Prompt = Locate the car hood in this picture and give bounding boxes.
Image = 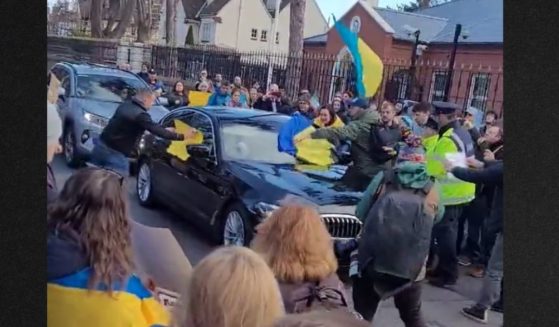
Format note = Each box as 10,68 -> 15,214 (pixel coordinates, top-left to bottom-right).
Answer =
228,161 -> 363,214
75,98 -> 169,120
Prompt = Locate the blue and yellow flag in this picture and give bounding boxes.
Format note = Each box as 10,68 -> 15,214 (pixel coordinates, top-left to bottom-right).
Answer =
334,16 -> 384,98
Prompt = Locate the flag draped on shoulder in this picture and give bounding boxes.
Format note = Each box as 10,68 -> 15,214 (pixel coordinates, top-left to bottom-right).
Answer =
333,16 -> 384,98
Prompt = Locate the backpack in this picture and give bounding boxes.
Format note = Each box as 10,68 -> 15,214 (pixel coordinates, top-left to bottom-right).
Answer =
358,169 -> 435,286
368,124 -> 402,164
284,275 -> 349,314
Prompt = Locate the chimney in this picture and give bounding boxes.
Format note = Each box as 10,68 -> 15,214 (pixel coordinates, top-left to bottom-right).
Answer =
361,0 -> 379,8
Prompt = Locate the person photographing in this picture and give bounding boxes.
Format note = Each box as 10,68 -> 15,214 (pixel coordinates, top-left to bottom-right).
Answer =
91,88 -> 191,176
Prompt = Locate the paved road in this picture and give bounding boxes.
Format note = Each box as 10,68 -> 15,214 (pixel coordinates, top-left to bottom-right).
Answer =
52,156 -> 503,326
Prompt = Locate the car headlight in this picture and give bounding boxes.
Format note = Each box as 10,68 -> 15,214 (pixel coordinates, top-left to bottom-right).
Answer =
83,111 -> 109,129
253,202 -> 279,220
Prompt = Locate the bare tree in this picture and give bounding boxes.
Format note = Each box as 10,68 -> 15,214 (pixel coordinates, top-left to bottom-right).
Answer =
105,0 -> 137,38
90,0 -> 103,37
136,0 -> 153,43
286,0 -> 306,98
165,0 -> 177,45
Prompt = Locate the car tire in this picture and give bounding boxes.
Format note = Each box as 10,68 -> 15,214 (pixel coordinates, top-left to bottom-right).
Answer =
63,128 -> 81,168
136,160 -> 156,207
219,202 -> 253,247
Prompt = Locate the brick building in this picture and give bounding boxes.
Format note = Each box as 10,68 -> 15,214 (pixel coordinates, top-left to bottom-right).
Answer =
304,0 -> 503,115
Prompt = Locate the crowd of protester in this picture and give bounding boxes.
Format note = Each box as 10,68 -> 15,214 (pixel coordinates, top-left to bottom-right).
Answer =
47,64 -> 504,326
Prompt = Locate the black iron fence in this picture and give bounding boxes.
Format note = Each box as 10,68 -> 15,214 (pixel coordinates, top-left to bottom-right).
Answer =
47,36 -> 503,114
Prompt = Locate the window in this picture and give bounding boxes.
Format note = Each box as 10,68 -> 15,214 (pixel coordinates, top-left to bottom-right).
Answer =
275,32 -> 279,44
429,71 -> 448,102
468,73 -> 491,111
76,74 -> 146,103
162,110 -> 217,163
350,16 -> 361,33
251,28 -> 258,40
200,21 -> 214,43
260,30 -> 267,42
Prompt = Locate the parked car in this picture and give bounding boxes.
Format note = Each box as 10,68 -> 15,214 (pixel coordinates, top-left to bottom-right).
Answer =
48,62 -> 169,168
135,107 -> 363,247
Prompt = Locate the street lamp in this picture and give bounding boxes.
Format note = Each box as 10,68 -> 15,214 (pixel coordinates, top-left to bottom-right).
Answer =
403,25 -> 428,100
443,24 -> 469,102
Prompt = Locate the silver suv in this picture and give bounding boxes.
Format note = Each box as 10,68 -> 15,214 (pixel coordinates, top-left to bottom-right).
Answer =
48,62 -> 169,168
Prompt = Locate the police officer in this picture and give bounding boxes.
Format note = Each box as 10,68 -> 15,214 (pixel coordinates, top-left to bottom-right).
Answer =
426,101 -> 476,288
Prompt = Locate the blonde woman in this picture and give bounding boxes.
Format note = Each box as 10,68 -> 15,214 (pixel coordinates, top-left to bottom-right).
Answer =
251,205 -> 349,313
173,246 -> 285,327
47,168 -> 169,327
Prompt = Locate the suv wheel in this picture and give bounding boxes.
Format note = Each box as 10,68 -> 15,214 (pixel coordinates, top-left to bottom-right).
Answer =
220,203 -> 253,246
63,128 -> 81,168
136,160 -> 156,207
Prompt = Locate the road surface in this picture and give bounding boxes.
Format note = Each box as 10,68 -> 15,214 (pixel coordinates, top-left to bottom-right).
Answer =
51,156 -> 503,326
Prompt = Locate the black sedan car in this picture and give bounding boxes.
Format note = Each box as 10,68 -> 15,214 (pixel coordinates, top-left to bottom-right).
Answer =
135,107 -> 363,246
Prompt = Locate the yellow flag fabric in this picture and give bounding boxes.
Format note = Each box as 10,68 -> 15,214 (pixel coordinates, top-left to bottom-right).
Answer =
188,91 -> 211,107
357,38 -> 384,98
293,126 -> 334,167
166,119 -> 203,161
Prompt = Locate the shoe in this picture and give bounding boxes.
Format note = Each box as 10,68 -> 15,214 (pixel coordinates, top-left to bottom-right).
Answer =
461,305 -> 488,324
469,266 -> 485,278
491,301 -> 503,314
458,255 -> 472,266
428,276 -> 457,288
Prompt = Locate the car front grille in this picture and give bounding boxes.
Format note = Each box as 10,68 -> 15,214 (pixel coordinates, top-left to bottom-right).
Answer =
320,214 -> 362,239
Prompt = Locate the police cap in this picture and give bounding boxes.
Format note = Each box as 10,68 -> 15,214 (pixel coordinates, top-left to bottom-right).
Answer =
432,101 -> 461,115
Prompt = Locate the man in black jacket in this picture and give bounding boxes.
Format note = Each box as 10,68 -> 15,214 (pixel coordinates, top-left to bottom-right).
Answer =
445,160 -> 503,324
90,88 -> 188,176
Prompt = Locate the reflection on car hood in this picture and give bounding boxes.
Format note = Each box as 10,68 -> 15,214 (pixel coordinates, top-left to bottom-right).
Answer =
228,161 -> 363,212
75,98 -> 169,120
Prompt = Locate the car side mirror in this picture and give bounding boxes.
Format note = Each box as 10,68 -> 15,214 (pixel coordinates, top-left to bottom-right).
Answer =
187,144 -> 211,159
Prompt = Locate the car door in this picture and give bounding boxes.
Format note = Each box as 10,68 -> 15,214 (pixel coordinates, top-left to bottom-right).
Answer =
147,110 -> 194,212
172,112 -> 232,224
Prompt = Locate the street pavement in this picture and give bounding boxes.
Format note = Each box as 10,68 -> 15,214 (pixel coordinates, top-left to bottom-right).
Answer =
51,155 -> 503,327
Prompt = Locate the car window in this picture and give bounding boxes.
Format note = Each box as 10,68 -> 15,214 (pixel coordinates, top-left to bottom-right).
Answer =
76,74 -> 146,103
220,118 -> 296,165
162,111 -> 217,162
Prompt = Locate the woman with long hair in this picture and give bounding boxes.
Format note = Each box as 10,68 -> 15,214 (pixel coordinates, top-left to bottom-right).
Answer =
173,246 -> 285,327
167,81 -> 190,109
47,168 -> 169,327
313,105 -> 345,129
227,88 -> 248,108
251,205 -> 348,314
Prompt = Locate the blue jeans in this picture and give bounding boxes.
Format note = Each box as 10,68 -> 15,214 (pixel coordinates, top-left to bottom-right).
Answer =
478,233 -> 503,309
90,139 -> 129,177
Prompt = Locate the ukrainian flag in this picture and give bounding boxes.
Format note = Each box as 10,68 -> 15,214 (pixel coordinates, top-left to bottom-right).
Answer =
334,16 -> 384,98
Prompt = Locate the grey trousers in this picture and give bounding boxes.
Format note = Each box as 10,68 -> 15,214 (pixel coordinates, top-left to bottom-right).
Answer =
478,233 -> 503,308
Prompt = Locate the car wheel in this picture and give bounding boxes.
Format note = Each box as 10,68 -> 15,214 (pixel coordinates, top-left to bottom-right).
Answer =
220,203 -> 253,246
63,128 -> 81,168
136,160 -> 156,207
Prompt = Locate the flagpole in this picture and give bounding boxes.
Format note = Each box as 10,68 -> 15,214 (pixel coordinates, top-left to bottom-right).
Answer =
266,0 -> 281,92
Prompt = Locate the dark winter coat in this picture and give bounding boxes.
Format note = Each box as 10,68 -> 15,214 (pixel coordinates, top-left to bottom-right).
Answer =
47,164 -> 58,205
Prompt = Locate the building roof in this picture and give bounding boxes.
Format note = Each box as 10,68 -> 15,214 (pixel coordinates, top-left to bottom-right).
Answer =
374,8 -> 448,43
199,0 -> 291,17
304,33 -> 328,44
416,0 -> 503,44
182,0 -> 206,20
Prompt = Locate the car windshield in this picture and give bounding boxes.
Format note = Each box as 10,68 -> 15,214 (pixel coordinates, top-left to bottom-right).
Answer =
220,117 -> 296,165
76,74 -> 147,103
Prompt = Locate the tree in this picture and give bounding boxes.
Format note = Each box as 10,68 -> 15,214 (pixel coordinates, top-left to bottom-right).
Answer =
88,0 -> 136,39
136,0 -> 153,43
165,0 -> 176,45
286,0 -> 306,97
185,25 -> 194,45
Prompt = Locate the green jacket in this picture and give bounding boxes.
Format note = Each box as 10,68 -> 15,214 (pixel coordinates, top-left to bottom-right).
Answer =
311,109 -> 382,178
355,162 -> 445,223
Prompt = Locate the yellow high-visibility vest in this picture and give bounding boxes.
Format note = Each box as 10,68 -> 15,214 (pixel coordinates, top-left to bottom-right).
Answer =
426,128 -> 475,206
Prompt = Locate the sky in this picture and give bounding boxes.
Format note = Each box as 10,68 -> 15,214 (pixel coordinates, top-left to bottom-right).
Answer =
316,0 -> 410,21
